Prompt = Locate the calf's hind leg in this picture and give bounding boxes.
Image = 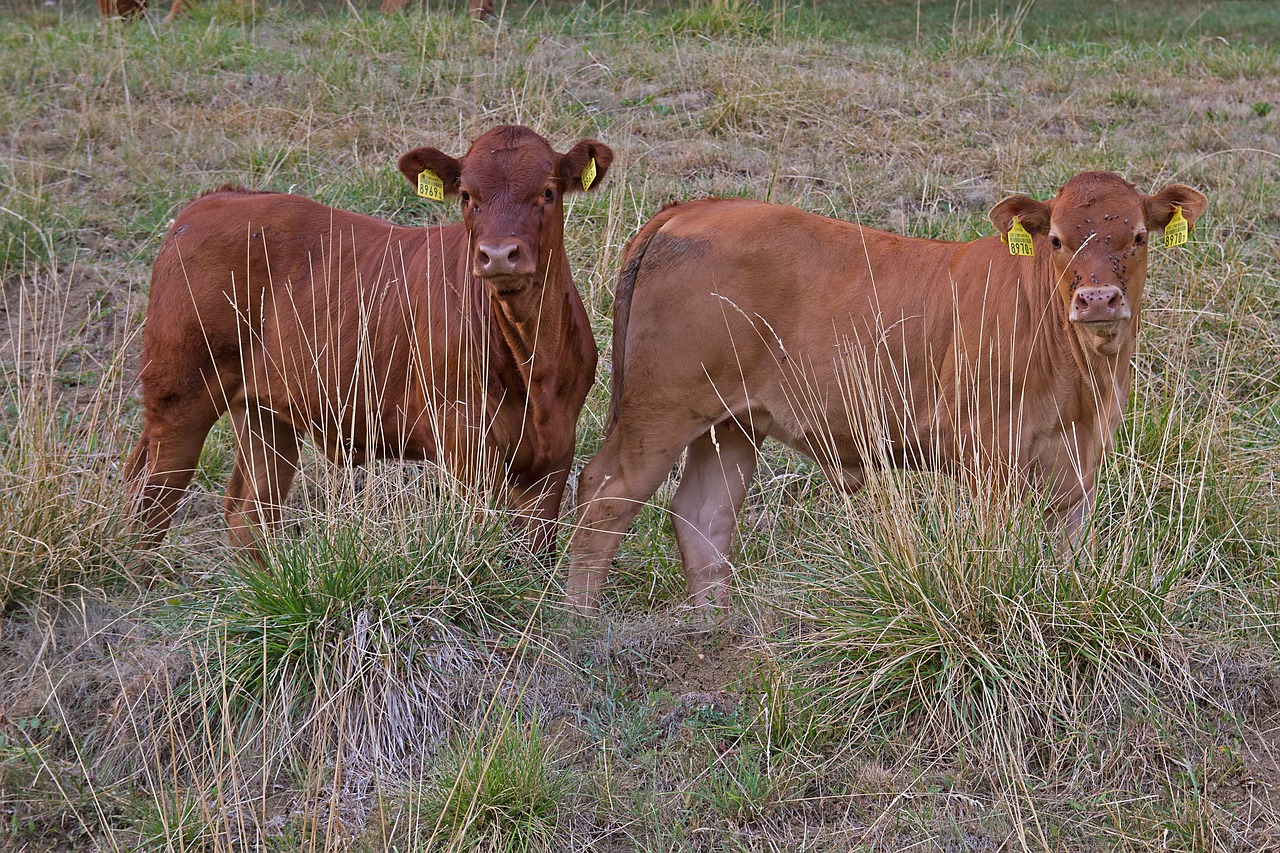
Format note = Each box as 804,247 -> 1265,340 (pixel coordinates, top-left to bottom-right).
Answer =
223,404 -> 300,559
567,426 -> 698,615
670,420 -> 758,610
125,392 -> 224,547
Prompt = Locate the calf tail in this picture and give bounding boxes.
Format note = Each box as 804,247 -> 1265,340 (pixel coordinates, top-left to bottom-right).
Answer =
607,202 -> 683,434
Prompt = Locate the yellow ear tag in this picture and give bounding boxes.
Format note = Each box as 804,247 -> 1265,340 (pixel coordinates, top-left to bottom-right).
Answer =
1163,205 -> 1188,248
581,157 -> 597,192
417,169 -> 445,202
1005,216 -> 1035,257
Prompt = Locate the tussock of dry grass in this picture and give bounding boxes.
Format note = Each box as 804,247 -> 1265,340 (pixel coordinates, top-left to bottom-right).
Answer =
185,470 -> 557,763
0,268 -> 140,608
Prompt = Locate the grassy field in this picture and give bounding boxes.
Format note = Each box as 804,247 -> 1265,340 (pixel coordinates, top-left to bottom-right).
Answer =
2,0 -> 1278,849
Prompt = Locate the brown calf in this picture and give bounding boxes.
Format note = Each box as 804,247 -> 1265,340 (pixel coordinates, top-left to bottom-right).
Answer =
126,125 -> 611,557
567,172 -> 1206,613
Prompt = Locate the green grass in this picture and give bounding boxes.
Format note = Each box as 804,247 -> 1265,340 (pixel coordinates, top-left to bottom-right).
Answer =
0,162 -> 83,275
0,0 -> 1276,849
820,0 -> 1280,44
401,717 -> 569,851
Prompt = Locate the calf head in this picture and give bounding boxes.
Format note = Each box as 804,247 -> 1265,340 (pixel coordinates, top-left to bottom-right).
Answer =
990,172 -> 1206,352
398,125 -> 613,295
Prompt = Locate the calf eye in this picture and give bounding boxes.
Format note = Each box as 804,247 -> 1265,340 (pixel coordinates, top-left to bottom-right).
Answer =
1134,232 -> 1146,245
459,190 -> 471,204
543,188 -> 555,202
1051,236 -> 1062,250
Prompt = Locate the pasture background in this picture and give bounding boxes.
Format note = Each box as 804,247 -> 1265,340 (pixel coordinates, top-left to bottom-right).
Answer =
2,0 -> 1278,849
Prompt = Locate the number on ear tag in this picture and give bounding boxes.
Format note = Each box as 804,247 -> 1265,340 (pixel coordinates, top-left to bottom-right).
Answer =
1163,206 -> 1188,248
1005,216 -> 1035,257
417,169 -> 445,201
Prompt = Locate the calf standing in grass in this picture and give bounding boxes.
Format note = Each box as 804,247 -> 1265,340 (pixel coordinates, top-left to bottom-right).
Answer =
126,125 -> 611,559
568,172 -> 1206,614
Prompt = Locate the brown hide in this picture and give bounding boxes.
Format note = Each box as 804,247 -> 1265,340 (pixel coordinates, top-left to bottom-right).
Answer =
568,172 -> 1206,613
126,125 -> 611,557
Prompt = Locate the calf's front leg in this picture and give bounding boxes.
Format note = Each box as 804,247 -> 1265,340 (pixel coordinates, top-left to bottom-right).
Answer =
507,451 -> 574,560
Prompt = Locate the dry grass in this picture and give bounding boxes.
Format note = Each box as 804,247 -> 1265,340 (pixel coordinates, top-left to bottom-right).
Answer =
1,0 -> 1278,849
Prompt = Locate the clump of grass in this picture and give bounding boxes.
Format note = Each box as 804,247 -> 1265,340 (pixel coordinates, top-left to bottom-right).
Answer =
939,0 -> 1037,54
129,789 -> 211,852
408,716 -> 568,852
188,468 -> 552,771
766,468 -> 1208,777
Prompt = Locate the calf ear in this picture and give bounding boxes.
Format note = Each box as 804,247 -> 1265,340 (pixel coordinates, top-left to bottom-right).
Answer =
559,140 -> 614,193
1144,184 -> 1208,232
989,194 -> 1052,236
398,148 -> 462,196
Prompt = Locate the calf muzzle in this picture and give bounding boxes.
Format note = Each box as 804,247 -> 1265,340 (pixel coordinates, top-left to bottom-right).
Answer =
476,240 -> 533,280
1070,285 -> 1130,326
